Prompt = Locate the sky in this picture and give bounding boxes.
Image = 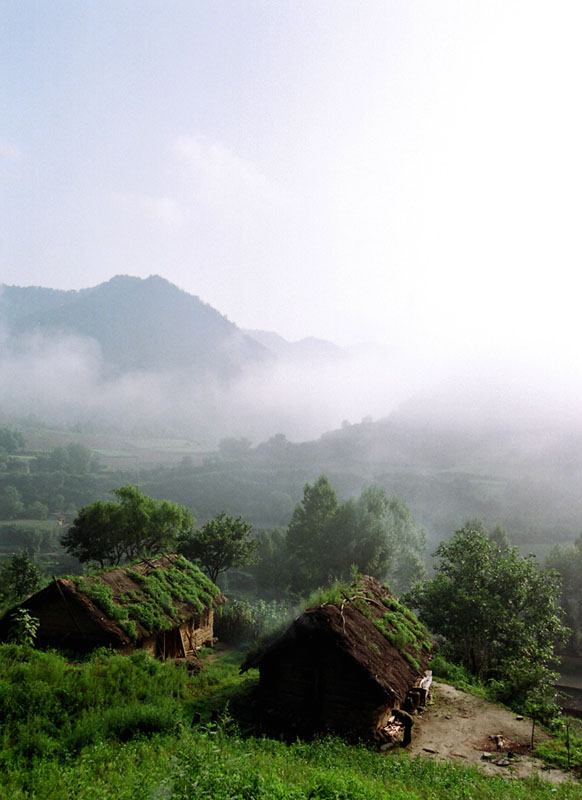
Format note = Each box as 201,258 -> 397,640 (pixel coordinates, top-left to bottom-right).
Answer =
2,0 -> 582,375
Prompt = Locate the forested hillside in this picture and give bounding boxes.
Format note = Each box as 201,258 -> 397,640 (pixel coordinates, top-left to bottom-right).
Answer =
0,275 -> 270,377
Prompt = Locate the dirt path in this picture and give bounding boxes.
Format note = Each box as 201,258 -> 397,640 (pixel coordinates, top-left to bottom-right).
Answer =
406,682 -> 572,785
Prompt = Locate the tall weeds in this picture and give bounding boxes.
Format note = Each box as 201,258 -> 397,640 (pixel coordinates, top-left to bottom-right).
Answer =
0,644 -> 190,765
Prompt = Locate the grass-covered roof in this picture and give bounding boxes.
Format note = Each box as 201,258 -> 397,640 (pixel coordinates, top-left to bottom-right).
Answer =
68,554 -> 223,643
244,575 -> 433,703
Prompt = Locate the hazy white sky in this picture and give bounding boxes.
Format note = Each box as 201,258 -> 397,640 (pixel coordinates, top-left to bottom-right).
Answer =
2,0 -> 582,368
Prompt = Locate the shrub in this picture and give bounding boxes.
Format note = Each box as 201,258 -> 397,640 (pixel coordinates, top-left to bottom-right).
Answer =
8,608 -> 39,646
430,653 -> 482,694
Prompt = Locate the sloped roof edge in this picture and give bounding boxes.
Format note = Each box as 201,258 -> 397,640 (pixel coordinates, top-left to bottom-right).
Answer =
242,576 -> 433,702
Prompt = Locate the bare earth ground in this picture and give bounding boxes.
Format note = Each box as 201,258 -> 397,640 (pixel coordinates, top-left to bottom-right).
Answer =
406,682 -> 574,785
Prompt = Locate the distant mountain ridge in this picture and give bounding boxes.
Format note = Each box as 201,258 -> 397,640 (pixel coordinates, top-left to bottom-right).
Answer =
0,275 -> 274,378
243,329 -> 347,363
0,275 -> 348,380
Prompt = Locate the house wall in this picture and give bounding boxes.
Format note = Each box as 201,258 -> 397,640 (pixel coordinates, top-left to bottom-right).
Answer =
0,584 -> 218,659
149,610 -> 215,659
190,609 -> 214,650
140,634 -> 157,656
22,588 -> 121,652
259,641 -> 390,737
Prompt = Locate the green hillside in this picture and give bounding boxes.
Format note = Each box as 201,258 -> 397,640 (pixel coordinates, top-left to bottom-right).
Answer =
0,644 -> 579,800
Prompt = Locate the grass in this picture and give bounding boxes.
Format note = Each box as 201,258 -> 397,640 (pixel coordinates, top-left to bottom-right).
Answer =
304,577 -> 433,668
1,723 -> 580,800
1,644 -> 581,799
533,717 -> 582,772
431,653 -> 488,697
75,556 -> 219,639
0,644 -> 192,765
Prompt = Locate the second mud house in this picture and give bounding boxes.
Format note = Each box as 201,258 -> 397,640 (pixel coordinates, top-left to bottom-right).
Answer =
0,554 -> 225,657
242,575 -> 433,741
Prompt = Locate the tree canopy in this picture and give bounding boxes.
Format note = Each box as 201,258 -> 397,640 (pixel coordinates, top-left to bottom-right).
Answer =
33,443 -> 99,475
285,476 -> 425,594
0,551 -> 40,603
61,486 -> 195,568
179,511 -> 257,583
406,527 -> 568,703
546,534 -> 582,655
0,427 -> 26,455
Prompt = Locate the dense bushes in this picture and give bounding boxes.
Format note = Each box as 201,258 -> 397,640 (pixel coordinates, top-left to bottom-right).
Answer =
0,645 -> 190,765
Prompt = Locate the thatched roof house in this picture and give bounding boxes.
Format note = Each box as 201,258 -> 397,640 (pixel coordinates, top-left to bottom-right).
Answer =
242,575 -> 433,740
0,554 -> 225,657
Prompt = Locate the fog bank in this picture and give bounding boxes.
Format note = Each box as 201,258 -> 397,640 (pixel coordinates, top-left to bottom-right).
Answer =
1,326 -> 581,445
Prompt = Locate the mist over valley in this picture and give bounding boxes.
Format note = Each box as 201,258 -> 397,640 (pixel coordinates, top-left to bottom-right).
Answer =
4,5 -> 582,794
1,274 -> 581,556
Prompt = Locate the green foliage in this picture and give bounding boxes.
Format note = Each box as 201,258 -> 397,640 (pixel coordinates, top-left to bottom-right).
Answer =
180,511 -> 257,584
381,495 -> 426,594
0,485 -> 25,519
252,528 -> 290,597
489,524 -> 511,552
286,477 -> 425,595
0,644 -> 581,799
214,599 -> 292,645
372,601 -> 431,661
77,577 -> 119,618
304,578 -> 349,609
26,500 -> 49,520
33,443 -> 98,475
218,437 -> 252,460
7,608 -> 39,646
0,550 -> 41,602
287,476 -> 340,593
61,485 -> 196,568
534,718 -> 582,771
0,644 -> 191,765
75,556 -> 219,637
0,427 -> 26,454
430,653 -> 482,693
407,527 -> 568,704
546,535 -> 582,654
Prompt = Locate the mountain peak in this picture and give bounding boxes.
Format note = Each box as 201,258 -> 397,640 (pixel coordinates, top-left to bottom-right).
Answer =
1,275 -> 268,376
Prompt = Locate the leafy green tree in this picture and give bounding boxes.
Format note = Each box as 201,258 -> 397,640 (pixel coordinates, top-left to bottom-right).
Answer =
218,437 -> 252,460
286,476 -> 339,590
0,551 -> 41,601
61,486 -> 195,568
0,428 -> 26,454
285,477 -> 425,594
20,527 -> 44,556
407,528 -> 568,702
61,498 -> 127,568
33,442 -> 98,474
0,486 -> 25,519
62,442 -> 97,474
546,534 -> 582,654
26,501 -> 49,520
383,496 -> 426,593
253,529 -> 290,597
180,512 -> 257,584
488,524 -> 511,552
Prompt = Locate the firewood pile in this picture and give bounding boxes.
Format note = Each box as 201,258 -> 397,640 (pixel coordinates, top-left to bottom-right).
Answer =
380,715 -> 404,742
